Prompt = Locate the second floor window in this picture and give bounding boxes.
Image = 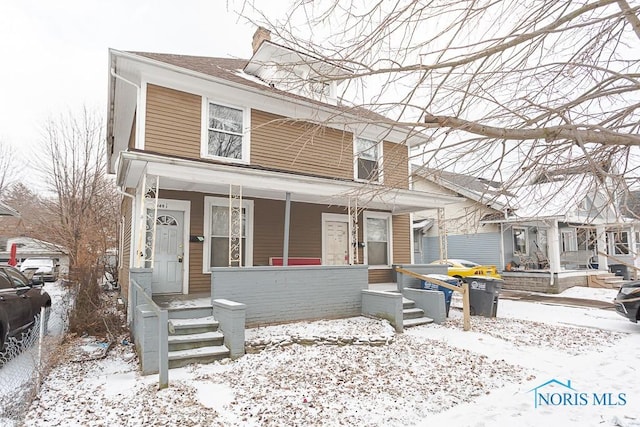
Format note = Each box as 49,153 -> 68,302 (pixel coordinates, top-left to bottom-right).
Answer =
206,102 -> 247,161
355,138 -> 381,182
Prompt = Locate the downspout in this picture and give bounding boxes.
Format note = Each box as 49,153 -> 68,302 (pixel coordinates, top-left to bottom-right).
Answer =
111,67 -> 140,90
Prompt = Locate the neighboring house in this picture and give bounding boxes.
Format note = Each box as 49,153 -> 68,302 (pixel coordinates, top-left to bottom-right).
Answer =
411,167 -> 508,267
0,236 -> 69,275
107,28 -> 459,306
412,166 -> 639,278
490,171 -> 637,275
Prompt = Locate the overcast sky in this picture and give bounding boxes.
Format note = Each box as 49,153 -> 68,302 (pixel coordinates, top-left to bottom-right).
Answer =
0,0 -> 265,185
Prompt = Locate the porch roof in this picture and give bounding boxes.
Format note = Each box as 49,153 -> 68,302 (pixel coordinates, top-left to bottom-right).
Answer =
118,151 -> 462,214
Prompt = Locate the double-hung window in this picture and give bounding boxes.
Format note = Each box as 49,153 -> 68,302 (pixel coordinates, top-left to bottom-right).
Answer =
513,227 -> 528,255
610,231 -> 630,255
203,196 -> 253,271
355,138 -> 382,182
203,101 -> 249,162
364,212 -> 392,267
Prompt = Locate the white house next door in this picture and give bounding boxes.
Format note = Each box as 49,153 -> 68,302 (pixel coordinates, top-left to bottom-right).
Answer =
152,210 -> 184,294
323,215 -> 350,265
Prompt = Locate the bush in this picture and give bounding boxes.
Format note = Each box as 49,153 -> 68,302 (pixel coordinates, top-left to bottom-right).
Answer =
67,265 -> 124,340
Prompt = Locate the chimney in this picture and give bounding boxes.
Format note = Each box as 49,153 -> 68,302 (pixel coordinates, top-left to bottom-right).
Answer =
252,26 -> 271,54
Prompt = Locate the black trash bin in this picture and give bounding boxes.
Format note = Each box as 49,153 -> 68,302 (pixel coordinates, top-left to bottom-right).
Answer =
609,264 -> 630,280
421,274 -> 460,316
463,276 -> 503,317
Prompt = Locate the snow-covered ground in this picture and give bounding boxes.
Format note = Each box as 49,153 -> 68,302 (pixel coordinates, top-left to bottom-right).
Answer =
19,286 -> 640,426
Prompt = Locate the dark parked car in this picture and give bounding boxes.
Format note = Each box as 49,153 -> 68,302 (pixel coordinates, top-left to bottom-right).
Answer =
613,281 -> 640,323
0,265 -> 51,351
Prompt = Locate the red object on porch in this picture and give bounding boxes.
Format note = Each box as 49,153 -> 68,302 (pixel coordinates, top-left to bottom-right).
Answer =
8,243 -> 17,267
269,257 -> 322,266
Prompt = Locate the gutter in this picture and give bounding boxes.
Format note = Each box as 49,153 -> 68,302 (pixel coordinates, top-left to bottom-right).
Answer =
107,54 -> 142,174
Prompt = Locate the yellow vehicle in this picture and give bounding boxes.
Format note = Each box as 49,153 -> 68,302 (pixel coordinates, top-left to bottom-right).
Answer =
430,259 -> 501,279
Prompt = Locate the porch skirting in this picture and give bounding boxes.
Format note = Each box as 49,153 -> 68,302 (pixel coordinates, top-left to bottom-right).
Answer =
211,265 -> 368,327
502,271 -> 589,294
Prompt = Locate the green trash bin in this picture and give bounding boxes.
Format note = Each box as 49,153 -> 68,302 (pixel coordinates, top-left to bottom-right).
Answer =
463,276 -> 503,317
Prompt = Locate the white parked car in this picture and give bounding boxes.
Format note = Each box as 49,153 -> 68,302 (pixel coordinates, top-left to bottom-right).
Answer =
19,257 -> 59,282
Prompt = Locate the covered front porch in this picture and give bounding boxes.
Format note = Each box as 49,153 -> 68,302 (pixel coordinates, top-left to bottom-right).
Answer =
495,217 -> 640,275
119,151 -> 461,298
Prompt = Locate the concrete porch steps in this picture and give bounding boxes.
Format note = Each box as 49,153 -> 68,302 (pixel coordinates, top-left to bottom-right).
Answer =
169,316 -> 219,335
588,273 -> 628,289
168,345 -> 230,369
163,304 -> 230,368
402,298 -> 434,328
168,331 -> 225,351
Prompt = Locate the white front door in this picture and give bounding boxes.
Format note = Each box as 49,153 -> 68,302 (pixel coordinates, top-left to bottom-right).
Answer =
152,210 -> 184,294
324,220 -> 350,265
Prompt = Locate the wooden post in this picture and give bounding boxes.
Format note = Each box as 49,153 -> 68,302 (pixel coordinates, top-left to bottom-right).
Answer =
394,266 -> 472,331
461,282 -> 471,331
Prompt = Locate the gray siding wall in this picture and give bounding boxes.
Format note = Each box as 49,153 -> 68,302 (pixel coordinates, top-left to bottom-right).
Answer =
422,232 -> 501,266
211,265 -> 368,326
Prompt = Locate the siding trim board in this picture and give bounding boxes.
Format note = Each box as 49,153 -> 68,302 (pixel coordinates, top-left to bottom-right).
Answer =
121,151 -> 457,213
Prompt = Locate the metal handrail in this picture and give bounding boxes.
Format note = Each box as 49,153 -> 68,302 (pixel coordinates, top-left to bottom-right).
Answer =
131,279 -> 168,389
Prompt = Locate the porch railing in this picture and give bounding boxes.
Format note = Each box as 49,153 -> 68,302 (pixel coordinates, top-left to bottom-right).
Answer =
131,278 -> 169,389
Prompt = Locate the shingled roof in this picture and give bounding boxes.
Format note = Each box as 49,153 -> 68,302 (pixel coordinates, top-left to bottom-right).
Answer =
129,51 -> 400,128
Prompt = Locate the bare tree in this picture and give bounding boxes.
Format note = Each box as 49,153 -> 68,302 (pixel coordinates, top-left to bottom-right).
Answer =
239,0 -> 640,193
39,108 -> 118,276
0,138 -> 18,197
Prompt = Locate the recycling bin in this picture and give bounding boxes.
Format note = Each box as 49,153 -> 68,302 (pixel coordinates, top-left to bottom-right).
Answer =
609,264 -> 630,280
463,276 -> 503,317
421,274 -> 460,316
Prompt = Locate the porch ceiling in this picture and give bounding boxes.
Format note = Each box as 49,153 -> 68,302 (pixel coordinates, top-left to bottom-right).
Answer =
118,151 -> 462,213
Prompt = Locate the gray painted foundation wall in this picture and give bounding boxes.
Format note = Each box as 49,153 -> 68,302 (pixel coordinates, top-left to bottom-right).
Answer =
211,265 -> 369,327
361,290 -> 403,332
213,299 -> 246,359
136,304 -> 161,375
402,288 -> 446,324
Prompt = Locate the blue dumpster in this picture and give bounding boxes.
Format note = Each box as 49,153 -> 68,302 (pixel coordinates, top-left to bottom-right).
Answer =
421,274 -> 460,317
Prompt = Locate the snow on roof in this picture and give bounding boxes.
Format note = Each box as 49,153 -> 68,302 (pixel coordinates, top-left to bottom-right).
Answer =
506,174 -> 598,219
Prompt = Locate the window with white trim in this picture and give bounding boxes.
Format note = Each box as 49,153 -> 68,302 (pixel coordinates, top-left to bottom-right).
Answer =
513,227 -> 528,255
610,231 -> 629,255
203,197 -> 253,271
561,229 -> 577,252
364,212 -> 392,266
355,138 -> 382,182
203,101 -> 250,162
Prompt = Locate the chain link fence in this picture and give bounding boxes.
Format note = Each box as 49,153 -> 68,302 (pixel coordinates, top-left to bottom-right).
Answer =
0,284 -> 71,426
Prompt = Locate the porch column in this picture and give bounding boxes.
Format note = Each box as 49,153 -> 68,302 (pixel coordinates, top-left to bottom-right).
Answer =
283,192 -> 291,266
596,225 -> 608,271
547,220 -> 562,273
499,223 -> 505,270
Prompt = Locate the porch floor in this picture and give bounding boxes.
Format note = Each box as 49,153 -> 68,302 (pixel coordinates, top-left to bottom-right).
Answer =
153,293 -> 211,310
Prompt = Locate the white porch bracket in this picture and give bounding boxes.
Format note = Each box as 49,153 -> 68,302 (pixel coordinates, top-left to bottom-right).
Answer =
348,197 -> 359,265
135,174 -> 159,268
228,184 -> 243,267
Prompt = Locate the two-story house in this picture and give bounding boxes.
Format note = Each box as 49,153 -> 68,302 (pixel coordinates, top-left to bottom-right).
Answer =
108,28 -> 458,308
